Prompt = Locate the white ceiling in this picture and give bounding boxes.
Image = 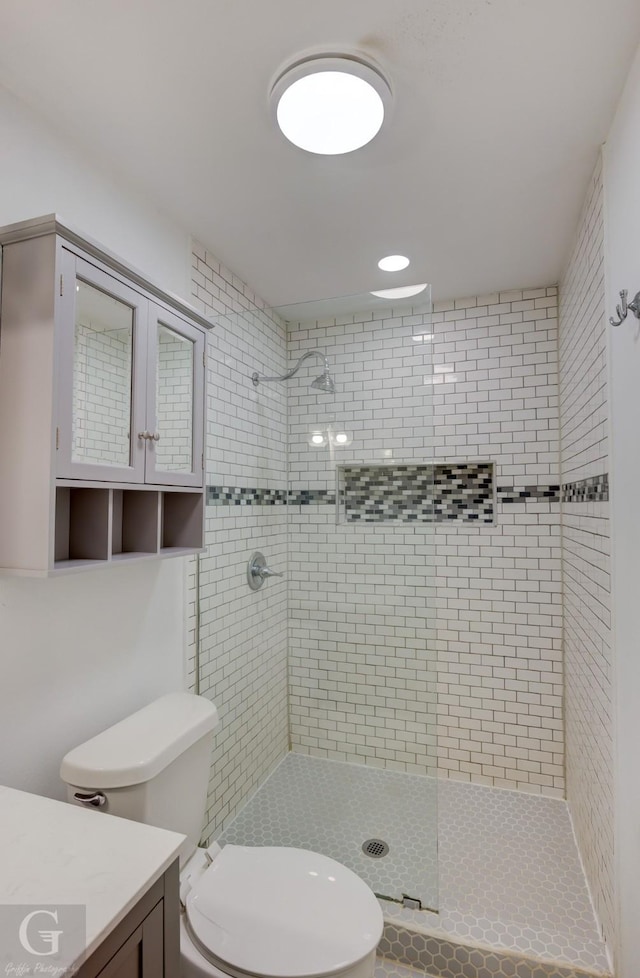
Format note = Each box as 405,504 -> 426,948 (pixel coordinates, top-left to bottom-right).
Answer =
1,0 -> 639,306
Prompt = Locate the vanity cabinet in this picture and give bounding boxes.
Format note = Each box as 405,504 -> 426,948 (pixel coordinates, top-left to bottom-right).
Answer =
76,861 -> 179,978
0,215 -> 211,575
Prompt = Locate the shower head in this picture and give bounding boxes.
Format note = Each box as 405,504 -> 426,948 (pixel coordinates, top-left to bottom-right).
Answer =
311,369 -> 335,394
252,349 -> 336,394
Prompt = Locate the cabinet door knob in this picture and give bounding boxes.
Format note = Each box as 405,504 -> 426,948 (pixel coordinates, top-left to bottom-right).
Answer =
138,430 -> 150,440
151,432 -> 160,441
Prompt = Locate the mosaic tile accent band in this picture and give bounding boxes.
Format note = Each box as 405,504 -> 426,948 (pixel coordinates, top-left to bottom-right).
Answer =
562,474 -> 609,503
206,470 -> 603,512
206,486 -> 337,506
206,486 -> 287,505
342,463 -> 494,523
497,485 -> 561,503
287,489 -> 337,506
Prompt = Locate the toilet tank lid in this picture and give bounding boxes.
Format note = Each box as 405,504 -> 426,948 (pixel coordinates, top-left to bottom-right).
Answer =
60,693 -> 219,789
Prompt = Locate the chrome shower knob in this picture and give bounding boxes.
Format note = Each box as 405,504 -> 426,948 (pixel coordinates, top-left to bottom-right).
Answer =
248,552 -> 284,590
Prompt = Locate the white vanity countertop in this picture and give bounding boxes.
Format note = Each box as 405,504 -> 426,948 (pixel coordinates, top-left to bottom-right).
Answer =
0,784 -> 185,965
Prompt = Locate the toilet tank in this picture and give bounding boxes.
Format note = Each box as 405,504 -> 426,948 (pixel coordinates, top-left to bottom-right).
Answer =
60,693 -> 219,864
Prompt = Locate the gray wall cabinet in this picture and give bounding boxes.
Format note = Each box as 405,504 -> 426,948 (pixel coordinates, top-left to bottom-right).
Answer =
0,215 -> 211,575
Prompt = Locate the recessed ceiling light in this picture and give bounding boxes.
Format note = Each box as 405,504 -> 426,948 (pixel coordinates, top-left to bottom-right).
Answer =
271,54 -> 391,155
370,284 -> 427,299
378,255 -> 410,272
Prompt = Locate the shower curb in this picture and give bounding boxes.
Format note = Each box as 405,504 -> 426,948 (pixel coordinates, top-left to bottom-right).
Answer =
378,921 -> 612,978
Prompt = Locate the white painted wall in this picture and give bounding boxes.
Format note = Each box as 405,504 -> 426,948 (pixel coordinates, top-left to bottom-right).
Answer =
603,39 -> 640,978
0,85 -> 191,800
0,563 -> 185,799
0,84 -> 190,294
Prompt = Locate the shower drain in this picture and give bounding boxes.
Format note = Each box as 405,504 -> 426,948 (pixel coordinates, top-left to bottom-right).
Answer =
362,838 -> 389,858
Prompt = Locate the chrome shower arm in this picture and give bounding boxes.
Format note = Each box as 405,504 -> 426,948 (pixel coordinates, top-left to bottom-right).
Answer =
252,350 -> 329,386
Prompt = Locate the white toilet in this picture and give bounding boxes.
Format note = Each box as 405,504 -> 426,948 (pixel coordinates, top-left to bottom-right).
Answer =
60,693 -> 383,978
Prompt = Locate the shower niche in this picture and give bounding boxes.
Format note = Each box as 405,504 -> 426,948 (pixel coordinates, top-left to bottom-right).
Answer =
0,215 -> 210,575
336,461 -> 495,524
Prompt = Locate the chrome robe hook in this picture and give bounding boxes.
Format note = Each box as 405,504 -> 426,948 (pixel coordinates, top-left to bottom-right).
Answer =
609,289 -> 640,328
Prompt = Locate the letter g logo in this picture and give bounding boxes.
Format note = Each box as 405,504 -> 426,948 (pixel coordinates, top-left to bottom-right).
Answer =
18,909 -> 63,956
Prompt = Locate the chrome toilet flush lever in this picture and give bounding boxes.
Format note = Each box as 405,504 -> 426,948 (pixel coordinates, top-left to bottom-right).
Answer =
609,289 -> 640,328
74,791 -> 106,808
247,552 -> 284,590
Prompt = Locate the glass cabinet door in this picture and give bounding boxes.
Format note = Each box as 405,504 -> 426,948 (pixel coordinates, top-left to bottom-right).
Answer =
144,305 -> 205,487
56,251 -> 147,483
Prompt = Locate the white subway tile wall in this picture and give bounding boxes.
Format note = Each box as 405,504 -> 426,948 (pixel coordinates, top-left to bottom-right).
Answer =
288,305 -> 433,486
431,291 -> 562,792
288,306 -> 438,774
559,153 -> 614,949
288,288 -> 564,792
288,510 -> 439,774
188,242 -> 289,841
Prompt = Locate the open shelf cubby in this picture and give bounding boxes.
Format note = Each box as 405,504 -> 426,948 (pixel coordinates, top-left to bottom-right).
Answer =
52,485 -> 203,573
112,490 -> 160,557
55,487 -> 110,565
160,491 -> 204,553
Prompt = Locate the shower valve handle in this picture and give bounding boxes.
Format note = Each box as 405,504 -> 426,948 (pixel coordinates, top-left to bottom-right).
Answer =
247,552 -> 284,590
261,566 -> 283,578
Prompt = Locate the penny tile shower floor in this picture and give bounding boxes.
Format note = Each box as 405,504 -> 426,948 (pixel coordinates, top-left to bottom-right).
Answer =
217,753 -> 609,976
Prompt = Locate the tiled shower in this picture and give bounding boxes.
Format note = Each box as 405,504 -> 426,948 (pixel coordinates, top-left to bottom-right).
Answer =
185,152 -> 612,978
286,286 -> 563,792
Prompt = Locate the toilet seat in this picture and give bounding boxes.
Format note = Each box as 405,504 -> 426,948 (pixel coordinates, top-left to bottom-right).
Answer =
184,845 -> 383,978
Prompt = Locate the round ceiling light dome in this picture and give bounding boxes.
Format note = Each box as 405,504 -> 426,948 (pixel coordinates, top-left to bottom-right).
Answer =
271,54 -> 392,155
378,254 -> 410,271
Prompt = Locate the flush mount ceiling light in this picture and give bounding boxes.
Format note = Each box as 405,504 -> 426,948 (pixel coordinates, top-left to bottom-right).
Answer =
271,54 -> 392,155
370,284 -> 428,299
378,254 -> 410,272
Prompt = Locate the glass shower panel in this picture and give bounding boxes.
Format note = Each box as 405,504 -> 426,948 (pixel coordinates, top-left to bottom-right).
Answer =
218,286 -> 438,913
